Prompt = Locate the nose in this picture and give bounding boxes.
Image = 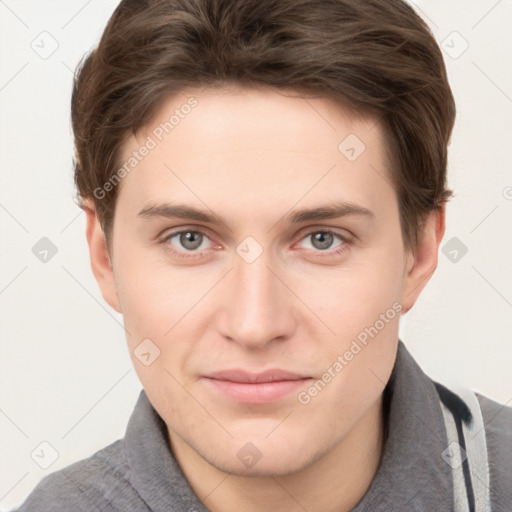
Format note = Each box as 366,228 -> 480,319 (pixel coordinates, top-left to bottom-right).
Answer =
216,249 -> 297,350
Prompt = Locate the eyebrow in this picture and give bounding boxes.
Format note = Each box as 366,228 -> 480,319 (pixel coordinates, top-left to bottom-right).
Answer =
137,201 -> 374,225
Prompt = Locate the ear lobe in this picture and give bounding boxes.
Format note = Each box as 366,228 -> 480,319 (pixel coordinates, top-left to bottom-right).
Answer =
83,200 -> 121,313
401,206 -> 446,314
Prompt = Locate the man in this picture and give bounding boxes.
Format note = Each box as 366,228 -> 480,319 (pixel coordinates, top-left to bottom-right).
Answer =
16,0 -> 511,510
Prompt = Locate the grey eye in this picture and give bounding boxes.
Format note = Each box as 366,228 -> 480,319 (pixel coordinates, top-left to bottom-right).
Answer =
178,231 -> 204,250
310,232 -> 334,250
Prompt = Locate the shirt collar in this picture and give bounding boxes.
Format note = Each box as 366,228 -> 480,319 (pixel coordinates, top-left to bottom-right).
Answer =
124,390 -> 208,511
352,339 -> 453,511
125,339 -> 452,511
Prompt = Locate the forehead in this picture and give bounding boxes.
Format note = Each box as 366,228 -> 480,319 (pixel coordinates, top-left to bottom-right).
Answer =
116,85 -> 395,220
139,84 -> 380,155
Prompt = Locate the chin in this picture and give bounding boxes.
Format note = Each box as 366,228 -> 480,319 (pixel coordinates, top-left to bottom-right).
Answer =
192,431 -> 325,477
209,450 -> 316,477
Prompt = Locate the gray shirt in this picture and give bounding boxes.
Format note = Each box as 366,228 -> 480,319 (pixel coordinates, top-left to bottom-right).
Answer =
14,340 -> 512,511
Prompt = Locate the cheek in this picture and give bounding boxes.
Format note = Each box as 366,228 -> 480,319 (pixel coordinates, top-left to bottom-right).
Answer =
290,242 -> 404,389
114,253 -> 200,400
116,266 -> 171,342
113,245 -> 205,338
293,249 -> 404,335
297,271 -> 400,423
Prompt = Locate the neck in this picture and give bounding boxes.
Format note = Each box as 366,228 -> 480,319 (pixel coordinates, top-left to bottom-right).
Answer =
169,394 -> 386,512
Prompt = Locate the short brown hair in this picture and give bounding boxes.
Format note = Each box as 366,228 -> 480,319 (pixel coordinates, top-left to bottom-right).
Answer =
72,0 -> 456,249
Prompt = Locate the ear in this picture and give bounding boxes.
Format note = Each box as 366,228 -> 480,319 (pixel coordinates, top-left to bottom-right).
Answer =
401,205 -> 446,314
83,199 -> 121,313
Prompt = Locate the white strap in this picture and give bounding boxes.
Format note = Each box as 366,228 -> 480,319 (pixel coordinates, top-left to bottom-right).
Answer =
440,387 -> 492,512
440,400 -> 471,511
457,388 -> 492,512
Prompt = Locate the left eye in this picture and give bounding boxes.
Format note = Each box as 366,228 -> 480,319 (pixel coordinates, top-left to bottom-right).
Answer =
167,231 -> 213,251
299,231 -> 344,251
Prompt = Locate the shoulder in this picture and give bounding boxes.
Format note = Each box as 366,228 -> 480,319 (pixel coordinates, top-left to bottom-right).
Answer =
15,439 -> 149,512
476,391 -> 512,454
475,392 -> 512,511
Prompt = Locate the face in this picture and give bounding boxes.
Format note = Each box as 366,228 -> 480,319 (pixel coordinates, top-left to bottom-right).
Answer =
86,85 -> 441,477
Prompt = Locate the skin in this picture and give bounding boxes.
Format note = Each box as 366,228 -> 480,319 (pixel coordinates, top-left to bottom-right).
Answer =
84,85 -> 445,512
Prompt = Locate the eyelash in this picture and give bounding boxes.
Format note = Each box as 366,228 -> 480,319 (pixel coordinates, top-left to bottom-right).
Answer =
158,228 -> 352,260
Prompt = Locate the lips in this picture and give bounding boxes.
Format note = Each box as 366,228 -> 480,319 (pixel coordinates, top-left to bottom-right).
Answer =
205,368 -> 309,383
203,369 -> 312,404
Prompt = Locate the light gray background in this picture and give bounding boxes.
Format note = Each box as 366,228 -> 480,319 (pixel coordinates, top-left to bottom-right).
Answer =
1,0 -> 511,509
